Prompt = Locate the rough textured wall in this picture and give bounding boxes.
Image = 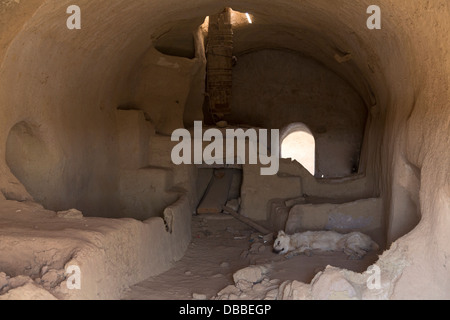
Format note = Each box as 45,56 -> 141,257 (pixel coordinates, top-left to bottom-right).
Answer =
0,6 -> 123,215
0,0 -> 448,299
228,49 -> 367,177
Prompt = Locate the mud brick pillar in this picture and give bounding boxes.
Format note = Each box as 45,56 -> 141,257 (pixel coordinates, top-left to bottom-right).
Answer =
206,7 -> 233,122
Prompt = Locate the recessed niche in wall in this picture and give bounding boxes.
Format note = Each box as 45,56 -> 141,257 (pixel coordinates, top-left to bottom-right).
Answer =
5,121 -> 55,204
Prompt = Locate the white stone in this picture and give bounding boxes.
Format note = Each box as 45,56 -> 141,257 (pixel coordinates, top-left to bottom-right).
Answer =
0,283 -> 57,300
217,285 -> 241,296
311,267 -> 358,300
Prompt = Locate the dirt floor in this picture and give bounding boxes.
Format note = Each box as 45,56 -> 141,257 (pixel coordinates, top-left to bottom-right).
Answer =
122,213 -> 380,300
